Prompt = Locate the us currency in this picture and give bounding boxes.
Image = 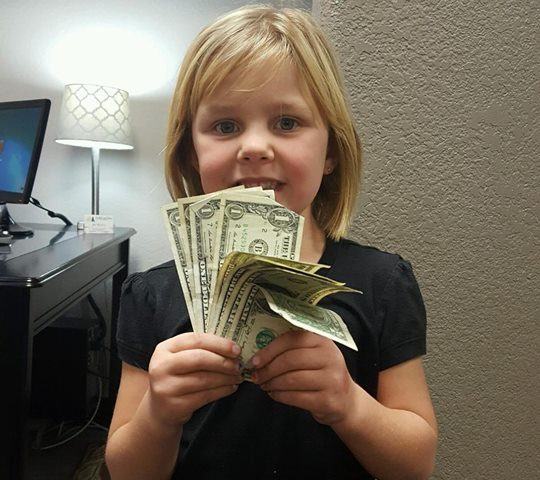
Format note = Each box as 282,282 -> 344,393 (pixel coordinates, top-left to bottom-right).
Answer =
176,194 -> 213,275
163,187 -> 278,333
214,250 -> 328,294
210,194 -> 304,301
260,287 -> 358,351
162,188 -> 358,356
226,284 -> 295,377
207,251 -> 325,335
208,252 -> 359,361
189,189 -> 274,329
229,255 -> 355,304
175,192 -> 217,330
161,202 -> 200,331
189,188 -> 274,265
177,187 -> 246,327
207,252 -> 354,336
222,283 -> 358,380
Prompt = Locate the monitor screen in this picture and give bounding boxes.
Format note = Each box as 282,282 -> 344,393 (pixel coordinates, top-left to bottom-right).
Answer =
0,99 -> 51,204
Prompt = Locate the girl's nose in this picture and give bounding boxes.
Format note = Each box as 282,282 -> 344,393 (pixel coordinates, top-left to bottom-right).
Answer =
237,130 -> 274,162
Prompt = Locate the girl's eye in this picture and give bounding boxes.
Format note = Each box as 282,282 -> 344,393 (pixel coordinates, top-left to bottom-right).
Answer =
215,121 -> 238,134
277,117 -> 298,131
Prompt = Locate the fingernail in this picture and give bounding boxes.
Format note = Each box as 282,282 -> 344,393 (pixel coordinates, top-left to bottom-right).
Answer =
251,355 -> 260,367
232,344 -> 241,356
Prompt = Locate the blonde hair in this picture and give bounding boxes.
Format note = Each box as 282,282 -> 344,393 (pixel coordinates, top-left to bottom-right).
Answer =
164,5 -> 361,239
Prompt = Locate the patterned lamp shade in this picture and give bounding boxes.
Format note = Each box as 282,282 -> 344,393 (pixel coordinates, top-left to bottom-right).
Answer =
56,84 -> 134,150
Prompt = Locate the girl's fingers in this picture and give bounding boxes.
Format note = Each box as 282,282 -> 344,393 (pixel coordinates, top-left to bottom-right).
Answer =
255,363 -> 353,426
250,330 -> 322,369
149,381 -> 241,426
253,347 -> 326,385
150,332 -> 241,375
147,332 -> 244,427
161,332 -> 241,358
258,368 -> 322,392
263,389 -> 318,411
168,349 -> 241,376
154,371 -> 243,397
172,383 -> 240,412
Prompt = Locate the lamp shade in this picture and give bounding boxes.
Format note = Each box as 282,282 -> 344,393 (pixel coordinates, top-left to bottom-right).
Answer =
56,84 -> 134,150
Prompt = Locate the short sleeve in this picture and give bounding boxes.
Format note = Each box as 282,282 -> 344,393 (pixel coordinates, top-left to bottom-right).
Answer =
116,272 -> 156,370
378,258 -> 427,370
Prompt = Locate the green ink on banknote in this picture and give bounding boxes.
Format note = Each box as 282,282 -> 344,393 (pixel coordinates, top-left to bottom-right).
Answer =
255,328 -> 277,349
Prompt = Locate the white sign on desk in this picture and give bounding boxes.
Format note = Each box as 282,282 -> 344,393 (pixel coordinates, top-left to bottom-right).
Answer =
84,214 -> 114,233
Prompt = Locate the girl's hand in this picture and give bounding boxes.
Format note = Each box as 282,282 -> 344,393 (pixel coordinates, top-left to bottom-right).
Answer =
250,330 -> 356,426
147,332 -> 242,429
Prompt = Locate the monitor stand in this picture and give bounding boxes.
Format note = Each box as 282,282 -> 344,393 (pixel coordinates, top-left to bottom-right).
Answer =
0,203 -> 33,237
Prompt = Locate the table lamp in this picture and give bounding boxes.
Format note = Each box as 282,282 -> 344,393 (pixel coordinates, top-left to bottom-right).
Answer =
56,84 -> 134,215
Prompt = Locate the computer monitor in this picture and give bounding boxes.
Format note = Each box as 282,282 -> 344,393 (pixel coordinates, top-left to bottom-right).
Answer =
0,98 -> 51,236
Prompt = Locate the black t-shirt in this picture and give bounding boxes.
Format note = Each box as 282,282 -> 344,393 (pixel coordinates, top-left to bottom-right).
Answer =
116,238 -> 427,479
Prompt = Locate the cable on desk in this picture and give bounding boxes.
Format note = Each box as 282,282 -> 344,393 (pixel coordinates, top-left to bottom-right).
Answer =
30,196 -> 72,226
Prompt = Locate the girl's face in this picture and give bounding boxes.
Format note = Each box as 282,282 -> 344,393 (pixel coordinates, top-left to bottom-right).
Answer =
191,62 -> 334,228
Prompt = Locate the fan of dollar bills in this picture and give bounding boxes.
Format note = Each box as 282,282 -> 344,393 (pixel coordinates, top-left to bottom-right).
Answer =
162,186 -> 358,373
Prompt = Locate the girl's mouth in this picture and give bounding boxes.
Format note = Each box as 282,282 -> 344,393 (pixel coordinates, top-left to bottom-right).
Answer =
236,179 -> 283,191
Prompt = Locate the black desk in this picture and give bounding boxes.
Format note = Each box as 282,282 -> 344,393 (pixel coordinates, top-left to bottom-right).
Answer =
0,223 -> 135,479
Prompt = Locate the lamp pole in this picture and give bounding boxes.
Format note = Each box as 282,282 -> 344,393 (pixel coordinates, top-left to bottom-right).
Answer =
91,147 -> 100,215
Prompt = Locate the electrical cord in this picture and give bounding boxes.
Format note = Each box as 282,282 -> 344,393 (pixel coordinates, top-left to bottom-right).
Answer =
87,294 -> 107,347
34,377 -> 103,451
31,295 -> 110,451
29,196 -> 73,226
90,422 -> 109,433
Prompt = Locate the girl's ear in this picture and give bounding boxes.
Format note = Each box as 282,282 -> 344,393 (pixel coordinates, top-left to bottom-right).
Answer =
323,156 -> 337,175
324,132 -> 338,175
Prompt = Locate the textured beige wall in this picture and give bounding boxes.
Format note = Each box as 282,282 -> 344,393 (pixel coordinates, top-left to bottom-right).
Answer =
314,1 -> 539,478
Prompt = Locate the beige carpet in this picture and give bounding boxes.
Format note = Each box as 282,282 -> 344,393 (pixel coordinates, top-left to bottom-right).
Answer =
72,443 -> 110,480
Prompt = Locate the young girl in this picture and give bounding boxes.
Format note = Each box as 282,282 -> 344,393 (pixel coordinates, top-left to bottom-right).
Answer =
105,6 -> 437,480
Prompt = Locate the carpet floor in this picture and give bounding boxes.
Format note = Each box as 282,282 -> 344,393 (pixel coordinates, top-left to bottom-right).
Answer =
28,426 -> 109,480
